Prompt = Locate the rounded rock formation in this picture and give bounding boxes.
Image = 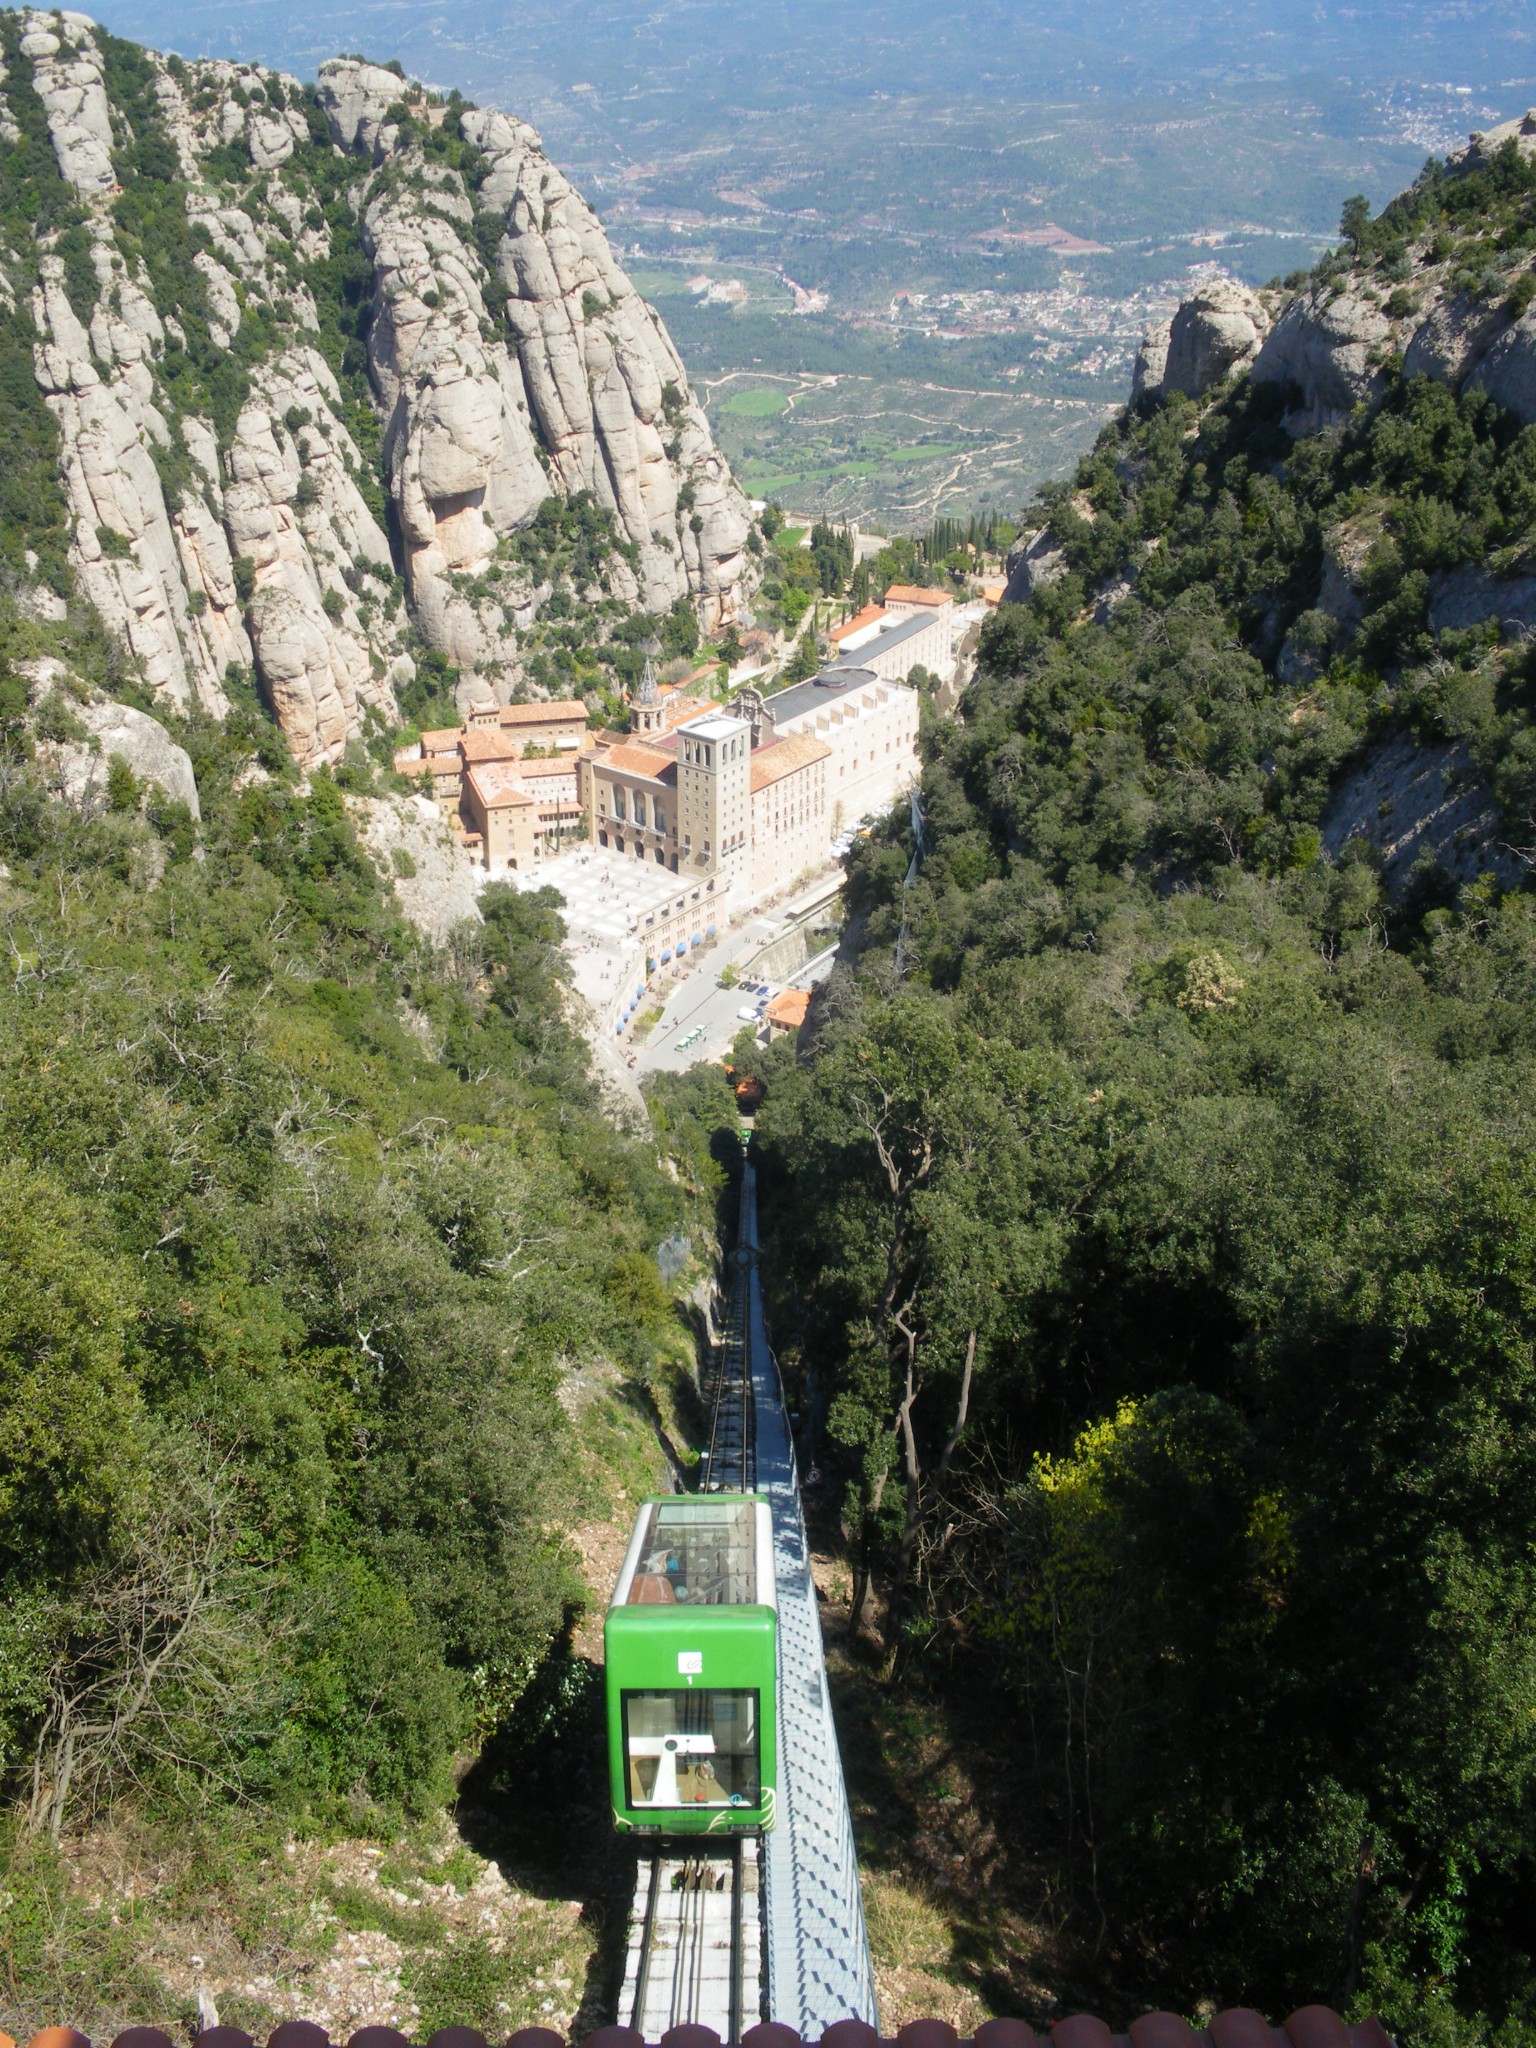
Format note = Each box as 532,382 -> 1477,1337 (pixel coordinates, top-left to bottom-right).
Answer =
1161,282 -> 1271,399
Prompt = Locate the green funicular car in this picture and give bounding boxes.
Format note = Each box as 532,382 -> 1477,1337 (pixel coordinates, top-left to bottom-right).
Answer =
605,1493 -> 778,1835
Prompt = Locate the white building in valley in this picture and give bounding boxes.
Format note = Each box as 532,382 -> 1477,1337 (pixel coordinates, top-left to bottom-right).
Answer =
742,666 -> 921,837
547,663 -> 921,1050
579,665 -> 918,902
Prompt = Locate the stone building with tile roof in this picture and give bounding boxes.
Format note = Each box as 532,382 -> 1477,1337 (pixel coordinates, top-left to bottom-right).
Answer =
576,686 -> 847,909
394,703 -> 595,870
743,665 -> 920,837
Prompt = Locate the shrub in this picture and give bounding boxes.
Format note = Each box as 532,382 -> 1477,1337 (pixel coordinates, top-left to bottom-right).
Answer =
105,756 -> 140,813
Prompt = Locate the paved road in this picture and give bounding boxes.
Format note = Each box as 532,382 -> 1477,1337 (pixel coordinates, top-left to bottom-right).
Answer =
635,881 -> 841,1078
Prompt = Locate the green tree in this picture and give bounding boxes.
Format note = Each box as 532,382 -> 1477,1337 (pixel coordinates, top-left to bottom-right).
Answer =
0,1162 -> 143,1578
1340,192 -> 1372,254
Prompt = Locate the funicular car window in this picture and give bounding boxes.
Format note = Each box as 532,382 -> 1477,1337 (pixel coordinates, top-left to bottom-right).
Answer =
625,1500 -> 756,1606
622,1689 -> 760,1807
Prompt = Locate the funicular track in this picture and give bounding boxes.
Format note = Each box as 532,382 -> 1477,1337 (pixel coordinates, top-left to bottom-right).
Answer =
624,1839 -> 759,2043
699,1243 -> 754,1494
616,1165 -> 876,2042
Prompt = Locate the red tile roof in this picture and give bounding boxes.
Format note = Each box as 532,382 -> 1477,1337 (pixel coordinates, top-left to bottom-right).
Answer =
830,603 -> 887,644
498,699 -> 587,725
464,762 -> 534,808
11,2006 -> 1397,2048
765,987 -> 812,1030
600,741 -> 678,783
749,731 -> 831,793
884,583 -> 953,608
459,726 -> 523,763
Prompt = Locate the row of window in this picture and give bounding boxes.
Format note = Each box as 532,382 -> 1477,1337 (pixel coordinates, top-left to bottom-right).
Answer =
680,733 -> 748,768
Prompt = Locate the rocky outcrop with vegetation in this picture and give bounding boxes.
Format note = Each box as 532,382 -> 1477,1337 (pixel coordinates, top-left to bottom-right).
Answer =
1004,116 -> 1536,887
741,120 -> 1536,2048
1131,278 -> 1272,403
0,15 -> 755,763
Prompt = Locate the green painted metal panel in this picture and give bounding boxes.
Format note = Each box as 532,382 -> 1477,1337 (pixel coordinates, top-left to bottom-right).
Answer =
605,1603 -> 777,1832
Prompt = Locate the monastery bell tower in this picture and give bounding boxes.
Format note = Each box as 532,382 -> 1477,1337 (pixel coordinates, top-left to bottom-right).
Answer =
676,713 -> 751,886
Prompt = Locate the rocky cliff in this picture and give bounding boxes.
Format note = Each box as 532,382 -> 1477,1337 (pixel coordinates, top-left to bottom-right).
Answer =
1131,108 -> 1536,430
0,16 -> 755,763
1003,112 -> 1536,892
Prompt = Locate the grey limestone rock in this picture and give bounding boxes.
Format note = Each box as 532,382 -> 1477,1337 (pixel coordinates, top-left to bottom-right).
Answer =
8,30 -> 757,770
1161,282 -> 1270,399
1315,514 -> 1377,641
1321,729 -> 1519,896
347,792 -> 485,943
1251,282 -> 1393,430
1274,516 -> 1377,681
1465,305 -> 1536,426
1002,527 -> 1066,606
315,57 -> 410,162
363,176 -> 548,668
1428,564 -> 1536,638
31,258 -> 229,715
1452,109 -> 1536,172
32,678 -> 202,820
22,11 -> 115,195
1402,292 -> 1512,388
223,349 -> 411,763
456,103 -> 753,630
1130,319 -> 1171,404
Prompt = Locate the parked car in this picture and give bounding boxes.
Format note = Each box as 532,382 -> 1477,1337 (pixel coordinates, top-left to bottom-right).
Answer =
736,1006 -> 760,1023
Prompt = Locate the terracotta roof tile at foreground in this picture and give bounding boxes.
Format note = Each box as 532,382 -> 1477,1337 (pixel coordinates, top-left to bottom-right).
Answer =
17,2006 -> 1395,2048
1052,2021 -> 1116,2048
1128,2019 -> 1202,2048
883,583 -> 953,607
1206,2016 -> 1280,2048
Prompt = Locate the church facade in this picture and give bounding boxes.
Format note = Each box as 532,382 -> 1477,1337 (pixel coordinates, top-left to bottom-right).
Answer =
576,660 -> 918,905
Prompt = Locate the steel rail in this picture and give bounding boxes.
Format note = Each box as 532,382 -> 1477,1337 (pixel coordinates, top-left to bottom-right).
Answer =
627,1846 -> 664,2033
621,1156 -> 871,2040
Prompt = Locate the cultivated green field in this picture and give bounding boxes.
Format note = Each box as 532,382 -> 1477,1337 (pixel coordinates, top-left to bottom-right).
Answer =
701,366 -> 1111,524
723,387 -> 790,418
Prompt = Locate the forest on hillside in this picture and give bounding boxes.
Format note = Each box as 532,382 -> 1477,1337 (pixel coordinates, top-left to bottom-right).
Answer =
743,149 -> 1536,2048
0,581 -> 711,2030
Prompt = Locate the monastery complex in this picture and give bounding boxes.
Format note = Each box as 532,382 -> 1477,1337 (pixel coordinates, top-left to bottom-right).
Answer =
392,585 -> 944,1041
394,585 -> 939,906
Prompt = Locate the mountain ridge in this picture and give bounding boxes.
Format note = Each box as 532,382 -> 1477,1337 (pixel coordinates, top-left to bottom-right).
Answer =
0,12 -> 756,763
